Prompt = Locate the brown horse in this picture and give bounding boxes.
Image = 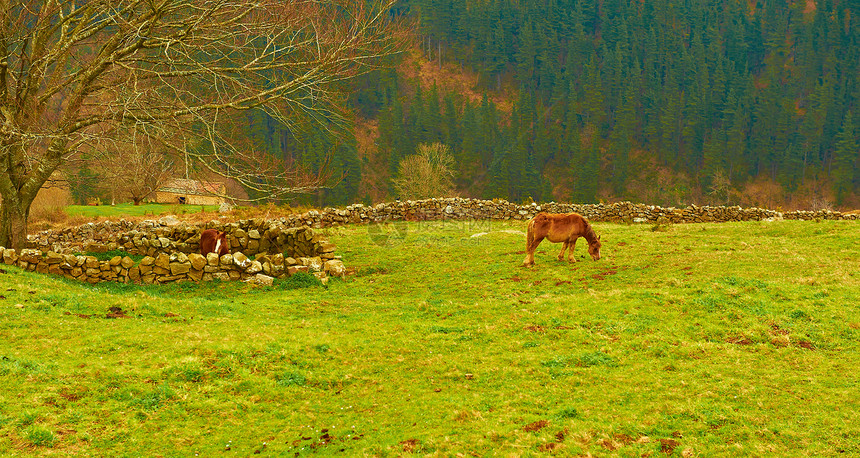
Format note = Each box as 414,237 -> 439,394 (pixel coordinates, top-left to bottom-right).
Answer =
522,212 -> 601,266
200,229 -> 229,256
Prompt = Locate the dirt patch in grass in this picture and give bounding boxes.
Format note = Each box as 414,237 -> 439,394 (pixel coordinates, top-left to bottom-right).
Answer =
797,341 -> 816,350
660,438 -> 681,454
727,336 -> 753,345
523,420 -> 549,432
591,268 -> 618,281
105,306 -> 129,319
400,438 -> 420,452
537,442 -> 563,452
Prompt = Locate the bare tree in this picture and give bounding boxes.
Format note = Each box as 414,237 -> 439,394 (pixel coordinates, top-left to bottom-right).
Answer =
708,169 -> 732,206
0,0 -> 405,249
392,142 -> 456,200
92,128 -> 177,205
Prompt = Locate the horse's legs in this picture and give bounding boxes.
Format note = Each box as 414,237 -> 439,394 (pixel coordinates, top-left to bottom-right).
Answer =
567,237 -> 578,262
523,233 -> 543,266
557,241 -> 569,261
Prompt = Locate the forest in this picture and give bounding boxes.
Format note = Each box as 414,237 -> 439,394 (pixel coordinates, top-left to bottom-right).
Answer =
85,0 -> 859,209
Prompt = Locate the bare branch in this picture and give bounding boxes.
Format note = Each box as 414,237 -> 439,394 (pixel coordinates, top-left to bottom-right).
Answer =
0,0 -> 408,248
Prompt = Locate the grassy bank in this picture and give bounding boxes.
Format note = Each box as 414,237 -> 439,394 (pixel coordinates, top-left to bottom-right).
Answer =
1,219 -> 858,456
64,203 -> 218,219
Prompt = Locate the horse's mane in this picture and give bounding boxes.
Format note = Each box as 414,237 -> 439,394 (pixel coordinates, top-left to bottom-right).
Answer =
583,220 -> 598,244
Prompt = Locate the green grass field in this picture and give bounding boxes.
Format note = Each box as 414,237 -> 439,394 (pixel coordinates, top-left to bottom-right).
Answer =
1,219 -> 858,456
64,203 -> 218,218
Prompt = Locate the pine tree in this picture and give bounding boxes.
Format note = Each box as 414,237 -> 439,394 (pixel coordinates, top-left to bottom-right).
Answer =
831,112 -> 858,205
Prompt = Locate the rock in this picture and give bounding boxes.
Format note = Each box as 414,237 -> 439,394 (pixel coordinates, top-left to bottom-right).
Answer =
300,256 -> 323,272
188,253 -> 206,271
232,252 -> 252,269
46,251 -> 63,264
247,260 -> 262,275
154,253 -> 170,270
159,215 -> 181,226
271,264 -> 285,277
253,274 -> 274,286
128,266 -> 141,282
324,259 -> 347,278
287,265 -> 309,275
2,249 -> 17,265
188,269 -> 203,282
170,262 -> 191,275
121,256 -> 135,269
218,202 -> 234,213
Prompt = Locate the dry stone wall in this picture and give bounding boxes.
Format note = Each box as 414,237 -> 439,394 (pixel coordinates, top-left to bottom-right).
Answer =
17,218 -> 345,286
9,198 -> 855,286
293,198 -> 857,227
0,246 -> 346,286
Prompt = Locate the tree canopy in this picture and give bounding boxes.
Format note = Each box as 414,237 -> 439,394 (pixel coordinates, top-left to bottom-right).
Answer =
0,0 -> 404,248
366,0 -> 859,208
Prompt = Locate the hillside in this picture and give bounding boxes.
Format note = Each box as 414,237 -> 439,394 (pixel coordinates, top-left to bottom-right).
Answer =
55,1 -> 860,211
356,0 -> 859,210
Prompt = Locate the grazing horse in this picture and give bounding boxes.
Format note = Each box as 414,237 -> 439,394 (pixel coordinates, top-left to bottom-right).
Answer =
523,212 -> 601,266
200,229 -> 229,256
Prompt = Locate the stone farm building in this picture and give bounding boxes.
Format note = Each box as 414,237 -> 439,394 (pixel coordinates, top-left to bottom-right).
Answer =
153,178 -> 226,206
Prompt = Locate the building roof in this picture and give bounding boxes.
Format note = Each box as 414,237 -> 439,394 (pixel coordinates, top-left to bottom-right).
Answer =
158,178 -> 225,196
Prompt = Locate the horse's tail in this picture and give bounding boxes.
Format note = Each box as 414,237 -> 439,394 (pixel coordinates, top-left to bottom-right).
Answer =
525,217 -> 535,250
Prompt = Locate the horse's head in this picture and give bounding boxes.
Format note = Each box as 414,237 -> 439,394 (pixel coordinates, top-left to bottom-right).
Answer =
588,235 -> 602,261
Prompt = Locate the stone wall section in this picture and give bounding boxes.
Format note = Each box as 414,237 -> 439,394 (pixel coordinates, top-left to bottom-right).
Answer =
298,198 -> 856,227
15,219 -> 344,286
0,246 -> 346,287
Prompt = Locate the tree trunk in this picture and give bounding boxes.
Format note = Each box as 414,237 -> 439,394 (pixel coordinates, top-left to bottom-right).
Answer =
0,198 -> 31,251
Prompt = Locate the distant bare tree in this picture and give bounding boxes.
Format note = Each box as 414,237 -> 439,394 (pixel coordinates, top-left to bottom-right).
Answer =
92,129 -> 177,205
0,0 -> 406,249
392,143 -> 457,200
708,169 -> 732,205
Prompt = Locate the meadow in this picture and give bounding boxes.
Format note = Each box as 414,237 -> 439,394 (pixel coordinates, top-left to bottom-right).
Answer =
64,203 -> 218,219
0,217 -> 858,456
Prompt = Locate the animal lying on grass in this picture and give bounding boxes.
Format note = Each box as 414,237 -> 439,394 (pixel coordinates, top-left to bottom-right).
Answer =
200,229 -> 229,256
523,212 -> 602,266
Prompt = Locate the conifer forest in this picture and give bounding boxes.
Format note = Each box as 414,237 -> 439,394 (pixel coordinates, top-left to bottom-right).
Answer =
183,1 -> 860,208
